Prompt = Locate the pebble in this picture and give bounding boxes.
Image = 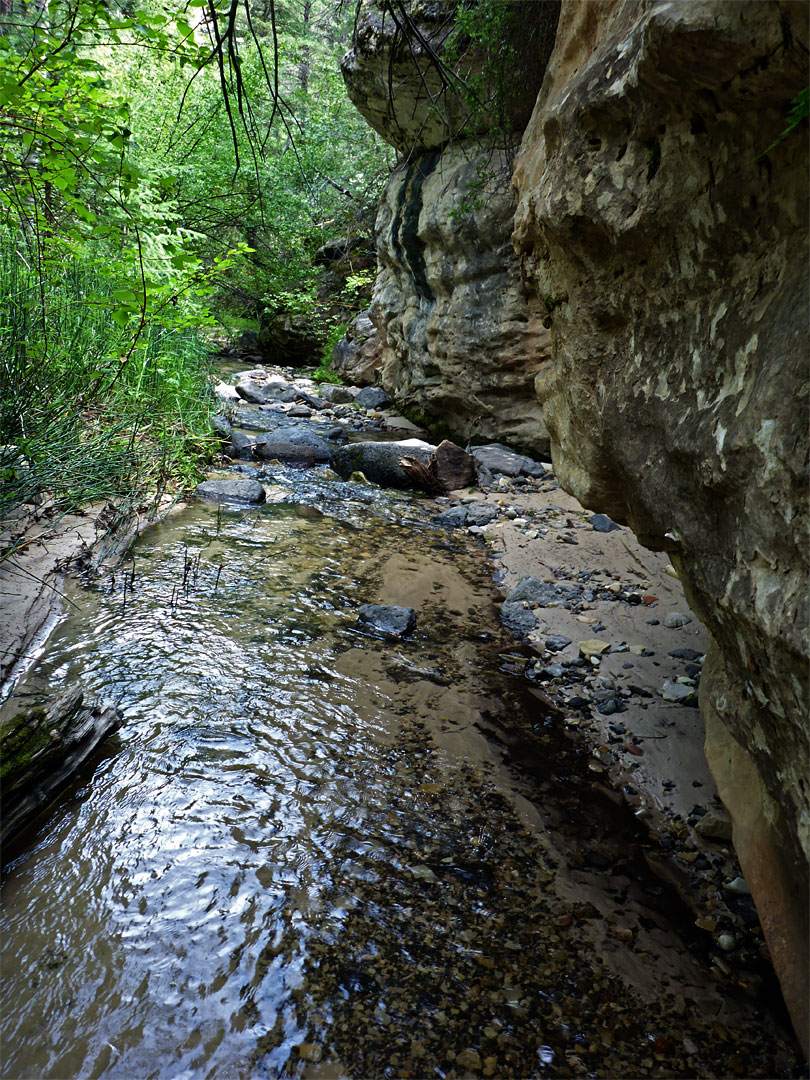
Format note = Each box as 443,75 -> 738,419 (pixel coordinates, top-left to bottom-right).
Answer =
545,635 -> 572,652
725,876 -> 751,895
696,809 -> 733,842
660,680 -> 695,703
298,1043 -> 323,1062
717,933 -> 736,952
456,1048 -> 482,1071
664,611 -> 692,628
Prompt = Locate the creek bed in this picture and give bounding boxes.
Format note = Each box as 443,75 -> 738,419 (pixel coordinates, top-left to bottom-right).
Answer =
0,468 -> 801,1079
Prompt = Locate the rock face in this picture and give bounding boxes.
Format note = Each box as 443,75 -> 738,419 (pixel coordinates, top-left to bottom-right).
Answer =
1,685 -> 121,847
332,310 -> 382,386
342,2 -> 558,458
512,0 -> 808,1045
372,144 -> 552,456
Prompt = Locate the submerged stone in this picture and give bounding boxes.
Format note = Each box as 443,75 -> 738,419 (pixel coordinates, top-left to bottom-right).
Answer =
357,604 -> 417,638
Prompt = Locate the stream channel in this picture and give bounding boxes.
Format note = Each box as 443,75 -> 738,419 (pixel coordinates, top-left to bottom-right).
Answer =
0,374 -> 802,1080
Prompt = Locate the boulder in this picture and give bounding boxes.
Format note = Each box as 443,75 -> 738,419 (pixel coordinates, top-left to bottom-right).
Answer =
254,427 -> 333,463
512,0 -> 809,1044
195,478 -> 266,504
357,604 -> 417,638
433,439 -> 476,492
332,311 -> 383,387
235,376 -> 297,405
471,444 -> 545,479
319,385 -> 358,405
332,439 -> 435,489
354,385 -> 391,411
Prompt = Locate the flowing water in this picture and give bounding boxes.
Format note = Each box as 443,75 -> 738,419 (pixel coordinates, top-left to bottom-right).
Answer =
0,468 -> 801,1079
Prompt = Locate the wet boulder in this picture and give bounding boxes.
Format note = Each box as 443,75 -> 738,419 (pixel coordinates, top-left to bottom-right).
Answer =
235,375 -> 297,405
195,478 -> 266,504
332,439 -> 436,489
254,426 -> 333,463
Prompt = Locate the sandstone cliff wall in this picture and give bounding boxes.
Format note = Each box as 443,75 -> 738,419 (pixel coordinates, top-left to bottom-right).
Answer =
341,1 -> 557,456
512,0 -> 809,1045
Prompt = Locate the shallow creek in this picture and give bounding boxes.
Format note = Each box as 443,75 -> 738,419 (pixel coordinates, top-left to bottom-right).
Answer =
0,469 -> 800,1079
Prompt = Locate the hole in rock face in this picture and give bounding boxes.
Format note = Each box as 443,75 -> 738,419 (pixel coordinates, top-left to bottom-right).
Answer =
691,112 -> 707,135
615,141 -> 627,160
645,138 -> 662,182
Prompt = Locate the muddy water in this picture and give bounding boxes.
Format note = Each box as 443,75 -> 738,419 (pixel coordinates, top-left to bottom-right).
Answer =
0,470 -> 800,1079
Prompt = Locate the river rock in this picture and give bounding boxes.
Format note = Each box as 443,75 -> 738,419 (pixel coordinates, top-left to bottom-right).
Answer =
433,505 -> 470,529
590,514 -> 619,534
433,439 -> 476,492
320,384 -> 358,405
332,439 -> 435,489
354,385 -> 391,411
235,376 -> 297,405
471,444 -> 545,479
501,577 -> 559,632
229,431 -> 255,459
465,503 -> 499,527
1,685 -> 121,847
195,479 -> 266,504
254,427 -> 333,463
211,414 -> 231,439
357,604 -> 417,638
512,0 -> 808,1042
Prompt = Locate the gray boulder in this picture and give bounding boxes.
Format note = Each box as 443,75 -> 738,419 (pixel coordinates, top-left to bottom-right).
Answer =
319,385 -> 358,405
254,426 -> 333,463
355,386 -> 392,411
235,376 -> 297,405
332,439 -> 435,489
358,604 -> 417,638
471,444 -> 546,479
195,478 -> 266,504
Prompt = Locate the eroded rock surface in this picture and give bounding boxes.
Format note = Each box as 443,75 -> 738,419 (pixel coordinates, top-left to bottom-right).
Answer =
342,2 -> 557,458
512,0 -> 809,1044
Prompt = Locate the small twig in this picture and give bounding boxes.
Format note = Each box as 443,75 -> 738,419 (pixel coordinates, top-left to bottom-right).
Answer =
213,564 -> 223,594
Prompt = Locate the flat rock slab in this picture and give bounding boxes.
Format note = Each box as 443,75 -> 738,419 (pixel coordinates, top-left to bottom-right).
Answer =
332,439 -> 436,489
195,479 -> 266,504
1,685 -> 121,847
357,604 -> 417,638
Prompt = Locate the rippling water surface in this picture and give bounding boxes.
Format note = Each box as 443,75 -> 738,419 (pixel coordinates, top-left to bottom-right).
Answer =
0,471 -> 800,1080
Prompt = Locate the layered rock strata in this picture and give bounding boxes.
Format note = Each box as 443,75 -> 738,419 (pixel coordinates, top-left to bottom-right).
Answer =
512,0 -> 809,1046
341,1 -> 558,458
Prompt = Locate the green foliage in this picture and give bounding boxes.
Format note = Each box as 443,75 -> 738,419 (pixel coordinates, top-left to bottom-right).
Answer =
0,0 -> 392,542
760,87 -> 809,158
311,319 -> 348,384
0,238 -> 214,545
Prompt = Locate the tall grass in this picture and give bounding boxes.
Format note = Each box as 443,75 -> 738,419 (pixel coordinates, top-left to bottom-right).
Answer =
0,240 -> 215,557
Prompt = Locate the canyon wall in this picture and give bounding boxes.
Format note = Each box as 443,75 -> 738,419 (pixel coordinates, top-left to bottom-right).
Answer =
343,0 -> 809,1048
341,1 -> 558,455
512,0 -> 808,1047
